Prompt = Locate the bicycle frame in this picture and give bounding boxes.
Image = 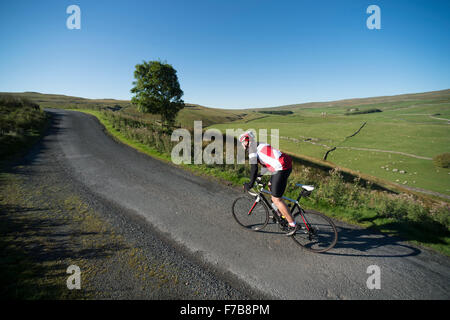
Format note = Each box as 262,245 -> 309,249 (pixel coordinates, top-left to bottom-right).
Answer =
248,178 -> 313,232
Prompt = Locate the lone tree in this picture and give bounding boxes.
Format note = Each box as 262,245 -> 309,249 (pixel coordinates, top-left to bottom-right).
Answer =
131,60 -> 184,131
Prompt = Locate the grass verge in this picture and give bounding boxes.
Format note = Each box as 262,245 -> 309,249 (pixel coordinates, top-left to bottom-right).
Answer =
0,95 -> 50,162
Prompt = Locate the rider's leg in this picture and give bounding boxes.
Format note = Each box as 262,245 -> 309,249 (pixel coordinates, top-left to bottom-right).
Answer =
271,196 -> 295,224
270,168 -> 295,226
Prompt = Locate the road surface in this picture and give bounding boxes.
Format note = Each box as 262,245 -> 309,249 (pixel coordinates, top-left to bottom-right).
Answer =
40,109 -> 450,299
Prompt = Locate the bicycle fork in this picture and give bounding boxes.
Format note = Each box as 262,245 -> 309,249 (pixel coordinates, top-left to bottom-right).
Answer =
247,195 -> 261,216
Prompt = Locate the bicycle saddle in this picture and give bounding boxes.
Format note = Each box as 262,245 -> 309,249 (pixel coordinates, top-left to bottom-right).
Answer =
295,183 -> 315,192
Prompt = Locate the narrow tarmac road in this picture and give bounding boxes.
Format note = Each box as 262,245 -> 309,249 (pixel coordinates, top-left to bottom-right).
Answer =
42,109 -> 450,299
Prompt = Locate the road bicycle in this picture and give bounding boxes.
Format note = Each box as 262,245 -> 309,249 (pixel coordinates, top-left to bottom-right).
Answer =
232,176 -> 338,253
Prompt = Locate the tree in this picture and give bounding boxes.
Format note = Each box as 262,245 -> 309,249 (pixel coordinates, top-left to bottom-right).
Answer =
131,60 -> 185,131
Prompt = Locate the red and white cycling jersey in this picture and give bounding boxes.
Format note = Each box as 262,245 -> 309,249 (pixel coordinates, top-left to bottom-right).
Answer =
249,143 -> 292,172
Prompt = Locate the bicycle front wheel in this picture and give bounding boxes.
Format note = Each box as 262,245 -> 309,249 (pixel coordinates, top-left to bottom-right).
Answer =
232,195 -> 269,231
292,209 -> 338,253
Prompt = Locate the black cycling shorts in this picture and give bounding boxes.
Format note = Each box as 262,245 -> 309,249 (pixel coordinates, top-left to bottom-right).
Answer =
270,168 -> 292,198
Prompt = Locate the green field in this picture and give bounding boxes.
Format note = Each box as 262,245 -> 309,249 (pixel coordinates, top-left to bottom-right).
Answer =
210,90 -> 450,197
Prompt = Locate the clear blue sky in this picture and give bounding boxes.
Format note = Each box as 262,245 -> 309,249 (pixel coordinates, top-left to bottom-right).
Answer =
0,0 -> 449,108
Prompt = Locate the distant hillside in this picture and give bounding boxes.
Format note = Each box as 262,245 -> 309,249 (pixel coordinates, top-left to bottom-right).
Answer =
251,89 -> 450,112
0,92 -> 256,128
0,92 -> 131,109
2,89 -> 450,127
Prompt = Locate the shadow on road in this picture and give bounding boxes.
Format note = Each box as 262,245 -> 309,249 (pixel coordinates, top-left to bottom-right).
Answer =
22,109 -> 66,164
261,221 -> 422,258
322,224 -> 422,258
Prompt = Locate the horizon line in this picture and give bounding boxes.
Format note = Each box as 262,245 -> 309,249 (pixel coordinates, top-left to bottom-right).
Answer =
2,87 -> 449,111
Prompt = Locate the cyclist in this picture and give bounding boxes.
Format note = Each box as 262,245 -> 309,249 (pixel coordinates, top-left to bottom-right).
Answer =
239,131 -> 298,235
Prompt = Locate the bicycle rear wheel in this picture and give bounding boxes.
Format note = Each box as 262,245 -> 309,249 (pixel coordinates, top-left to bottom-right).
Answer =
232,195 -> 269,231
292,209 -> 338,253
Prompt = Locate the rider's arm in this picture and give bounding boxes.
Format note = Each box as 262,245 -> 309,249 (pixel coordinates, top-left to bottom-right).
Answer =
248,150 -> 258,187
244,151 -> 258,191
248,163 -> 258,187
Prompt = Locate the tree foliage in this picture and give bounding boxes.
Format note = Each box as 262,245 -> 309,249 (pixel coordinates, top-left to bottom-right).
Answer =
130,60 -> 184,130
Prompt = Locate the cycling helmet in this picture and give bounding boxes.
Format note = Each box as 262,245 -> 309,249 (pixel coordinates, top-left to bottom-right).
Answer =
239,131 -> 255,143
